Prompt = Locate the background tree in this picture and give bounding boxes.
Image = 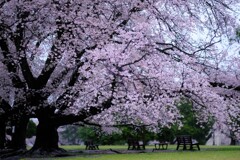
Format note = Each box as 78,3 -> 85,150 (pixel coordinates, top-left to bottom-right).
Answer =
26,120 -> 37,139
61,125 -> 81,145
157,100 -> 213,144
62,125 -> 153,145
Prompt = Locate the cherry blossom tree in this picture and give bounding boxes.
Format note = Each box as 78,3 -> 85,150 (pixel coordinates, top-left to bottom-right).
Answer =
207,36 -> 240,144
0,0 -> 239,155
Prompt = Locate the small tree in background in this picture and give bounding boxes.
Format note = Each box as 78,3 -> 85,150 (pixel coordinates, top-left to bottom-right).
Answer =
26,120 -> 37,139
77,126 -> 99,143
61,125 -> 81,145
157,100 -> 213,144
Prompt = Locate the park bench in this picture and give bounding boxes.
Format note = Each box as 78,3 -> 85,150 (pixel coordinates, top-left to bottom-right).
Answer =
154,141 -> 168,150
85,140 -> 99,150
176,135 -> 200,150
127,139 -> 145,150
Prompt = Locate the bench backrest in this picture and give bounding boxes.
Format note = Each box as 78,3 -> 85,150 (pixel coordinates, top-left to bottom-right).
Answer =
176,135 -> 192,144
85,140 -> 94,145
127,139 -> 143,146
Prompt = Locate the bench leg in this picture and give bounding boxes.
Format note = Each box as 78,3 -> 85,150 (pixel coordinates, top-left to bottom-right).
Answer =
197,145 -> 200,150
176,144 -> 179,150
137,145 -> 141,150
163,144 -> 168,150
183,144 -> 187,150
133,145 -> 136,150
190,144 -> 193,150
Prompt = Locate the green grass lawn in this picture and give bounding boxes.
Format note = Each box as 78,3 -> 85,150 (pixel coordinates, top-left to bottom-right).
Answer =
60,144 -> 240,151
23,145 -> 240,160
54,151 -> 240,160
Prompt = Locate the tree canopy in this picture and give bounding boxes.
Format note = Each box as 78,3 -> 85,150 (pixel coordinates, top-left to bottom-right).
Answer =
0,0 -> 239,154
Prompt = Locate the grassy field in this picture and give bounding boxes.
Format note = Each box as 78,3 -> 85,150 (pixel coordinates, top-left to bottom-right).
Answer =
23,145 -> 240,160
53,151 -> 240,160
60,144 -> 240,150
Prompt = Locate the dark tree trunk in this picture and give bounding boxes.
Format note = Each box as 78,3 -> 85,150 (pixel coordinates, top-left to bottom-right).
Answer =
229,131 -> 236,145
29,116 -> 65,155
230,137 -> 236,145
10,117 -> 29,150
0,118 -> 6,149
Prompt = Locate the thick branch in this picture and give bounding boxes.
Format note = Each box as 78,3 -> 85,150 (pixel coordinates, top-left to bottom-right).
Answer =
35,45 -> 62,88
54,97 -> 113,126
0,97 -> 12,113
0,38 -> 24,88
210,82 -> 240,92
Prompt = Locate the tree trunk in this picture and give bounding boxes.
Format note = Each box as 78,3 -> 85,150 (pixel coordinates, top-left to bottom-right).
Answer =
10,117 -> 29,150
0,119 -> 6,149
29,116 -> 65,155
229,131 -> 236,145
230,137 -> 236,145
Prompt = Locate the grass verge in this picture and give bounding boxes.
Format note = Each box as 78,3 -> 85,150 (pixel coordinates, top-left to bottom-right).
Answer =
22,145 -> 240,160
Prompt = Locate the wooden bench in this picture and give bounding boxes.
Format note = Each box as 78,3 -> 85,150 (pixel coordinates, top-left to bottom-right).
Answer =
176,135 -> 200,150
85,140 -> 99,150
154,141 -> 168,150
127,139 -> 145,150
